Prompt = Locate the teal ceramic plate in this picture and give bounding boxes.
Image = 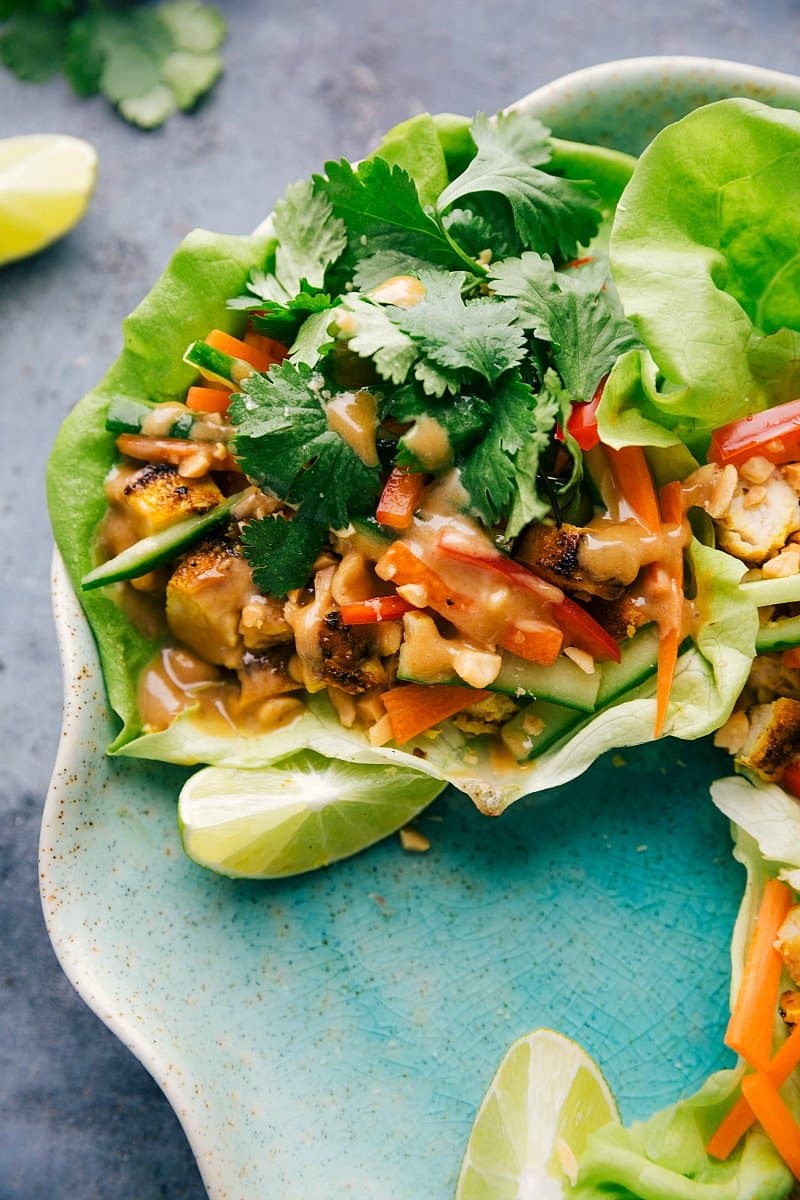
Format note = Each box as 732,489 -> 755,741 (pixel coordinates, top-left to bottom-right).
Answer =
43,58 -> 800,1200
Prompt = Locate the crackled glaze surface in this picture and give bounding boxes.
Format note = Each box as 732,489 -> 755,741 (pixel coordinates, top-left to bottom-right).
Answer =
42,58 -> 800,1200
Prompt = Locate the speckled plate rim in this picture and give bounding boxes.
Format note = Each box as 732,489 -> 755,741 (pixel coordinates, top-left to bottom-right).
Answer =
42,55 -> 800,1200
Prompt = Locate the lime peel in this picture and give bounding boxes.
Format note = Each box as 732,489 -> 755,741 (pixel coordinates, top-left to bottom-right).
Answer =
178,750 -> 445,879
456,1028 -> 620,1200
0,134 -> 97,266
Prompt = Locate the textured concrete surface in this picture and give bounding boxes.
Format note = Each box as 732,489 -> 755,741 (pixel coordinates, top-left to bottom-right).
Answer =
1,1 -> 798,1196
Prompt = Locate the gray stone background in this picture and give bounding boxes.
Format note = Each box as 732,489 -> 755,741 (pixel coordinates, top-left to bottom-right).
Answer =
1,1 -> 799,1196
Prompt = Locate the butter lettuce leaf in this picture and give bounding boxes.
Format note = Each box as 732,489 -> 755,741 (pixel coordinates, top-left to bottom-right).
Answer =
609,98 -> 800,442
46,227 -> 273,748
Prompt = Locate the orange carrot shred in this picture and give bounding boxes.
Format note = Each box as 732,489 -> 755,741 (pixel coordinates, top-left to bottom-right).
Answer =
376,467 -> 426,530
741,1072 -> 800,1179
206,328 -> 274,373
725,879 -> 794,1071
381,684 -> 491,745
243,330 -> 288,362
605,444 -> 661,533
708,1025 -> 800,1159
782,647 -> 800,669
186,386 -> 232,414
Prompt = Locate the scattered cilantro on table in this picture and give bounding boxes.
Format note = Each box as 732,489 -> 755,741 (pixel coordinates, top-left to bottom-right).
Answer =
0,0 -> 226,128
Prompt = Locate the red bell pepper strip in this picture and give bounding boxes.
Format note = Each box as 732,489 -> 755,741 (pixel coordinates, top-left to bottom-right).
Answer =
782,760 -> 800,800
566,376 -> 606,452
338,595 -> 415,625
436,530 -> 621,663
708,398 -> 800,468
376,467 -> 426,530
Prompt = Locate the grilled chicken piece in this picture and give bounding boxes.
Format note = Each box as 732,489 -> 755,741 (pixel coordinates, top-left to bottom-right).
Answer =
736,698 -> 800,778
779,990 -> 800,1028
515,523 -> 625,600
166,537 -> 290,670
319,610 -> 388,694
104,462 -> 223,543
588,592 -> 650,642
237,648 -> 300,708
778,906 -> 800,987
285,565 -> 388,695
744,653 -> 800,706
715,470 -> 800,564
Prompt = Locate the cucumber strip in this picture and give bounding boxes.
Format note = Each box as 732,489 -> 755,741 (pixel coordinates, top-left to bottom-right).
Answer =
502,625 -> 668,762
755,615 -> 800,654
106,396 -> 195,439
81,489 -> 249,590
348,515 -> 397,559
740,575 -> 800,609
397,651 -> 599,711
184,340 -> 255,387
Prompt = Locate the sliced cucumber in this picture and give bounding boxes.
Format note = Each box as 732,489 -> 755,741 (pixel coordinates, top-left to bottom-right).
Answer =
398,649 -> 601,712
81,489 -> 248,590
348,515 -> 397,560
106,396 -> 195,439
501,626 -> 666,762
184,339 -> 255,387
756,615 -> 800,654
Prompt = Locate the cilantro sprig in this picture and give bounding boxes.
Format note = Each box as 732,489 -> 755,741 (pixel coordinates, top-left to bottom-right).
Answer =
219,107 -> 638,595
0,0 -> 225,128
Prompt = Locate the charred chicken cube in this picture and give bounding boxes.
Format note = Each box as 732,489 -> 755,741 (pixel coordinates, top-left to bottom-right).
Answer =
777,905 -> 800,987
104,462 -> 223,542
736,698 -> 800,778
779,990 -> 800,1029
715,469 -> 800,564
166,537 -> 257,670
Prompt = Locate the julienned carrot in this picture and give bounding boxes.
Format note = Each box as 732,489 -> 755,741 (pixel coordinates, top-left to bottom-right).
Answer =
708,1025 -> 800,1159
381,683 -> 491,745
653,480 -> 685,738
186,386 -> 232,415
605,444 -> 661,533
205,328 -> 275,373
783,647 -> 800,669
376,468 -> 426,530
740,1072 -> 800,1179
725,879 -> 794,1071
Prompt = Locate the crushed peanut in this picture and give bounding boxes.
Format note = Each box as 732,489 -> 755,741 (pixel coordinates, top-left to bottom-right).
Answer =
399,826 -> 430,853
707,463 -> 739,519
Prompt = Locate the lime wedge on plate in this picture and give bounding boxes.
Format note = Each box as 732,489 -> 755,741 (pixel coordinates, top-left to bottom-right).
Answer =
456,1029 -> 620,1200
178,751 -> 445,878
0,134 -> 97,266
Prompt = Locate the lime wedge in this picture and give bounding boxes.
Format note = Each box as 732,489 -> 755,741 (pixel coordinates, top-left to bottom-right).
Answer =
0,134 -> 97,266
178,751 -> 445,879
456,1029 -> 620,1200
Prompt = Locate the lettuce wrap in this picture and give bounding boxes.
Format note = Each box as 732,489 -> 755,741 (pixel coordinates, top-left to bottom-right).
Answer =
48,100 -> 799,823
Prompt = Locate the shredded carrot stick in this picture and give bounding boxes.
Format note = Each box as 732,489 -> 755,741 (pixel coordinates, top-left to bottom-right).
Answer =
605,445 -> 661,533
651,480 -> 686,738
338,595 -> 414,625
381,683 -> 491,745
725,879 -> 794,1071
206,328 -> 274,373
186,386 -> 232,414
376,467 -> 426,529
740,1072 -> 800,1179
708,1025 -> 800,1159
783,647 -> 800,669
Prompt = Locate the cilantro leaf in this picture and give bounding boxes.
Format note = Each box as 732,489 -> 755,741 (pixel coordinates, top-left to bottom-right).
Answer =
438,111 -> 601,261
317,156 -> 479,277
489,251 -> 641,402
352,249 -> 435,292
237,292 -> 333,348
273,178 -> 347,293
459,369 -> 557,533
391,268 -> 526,386
230,362 -> 381,528
287,308 -> 337,367
241,512 -> 325,597
8,1 -> 227,129
0,10 -> 67,82
335,294 -> 417,384
442,205 -> 518,262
